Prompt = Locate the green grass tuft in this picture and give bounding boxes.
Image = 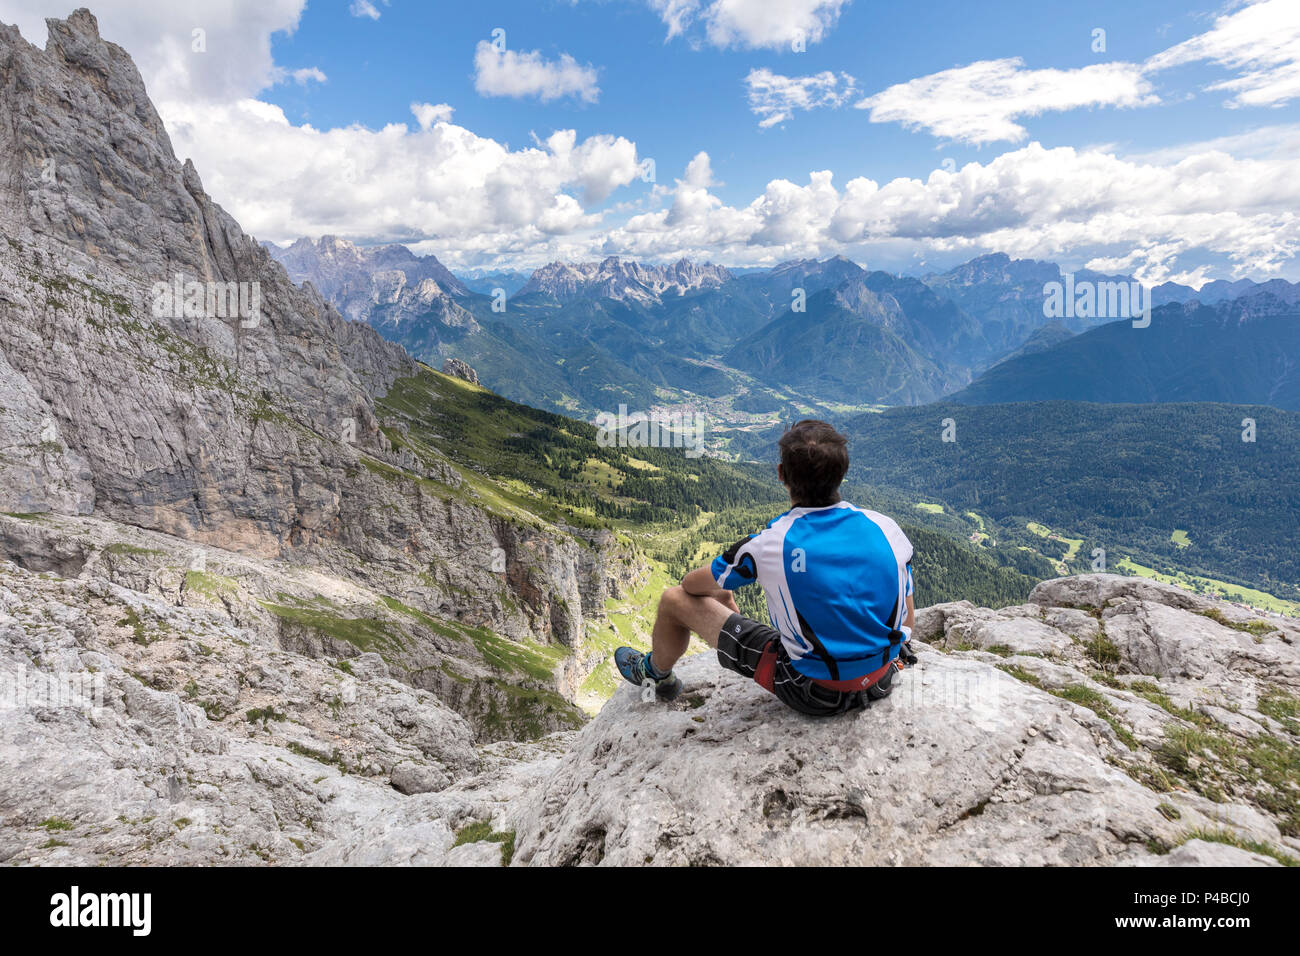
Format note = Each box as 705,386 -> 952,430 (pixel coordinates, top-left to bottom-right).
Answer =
452,820 -> 516,865
104,542 -> 163,557
1050,684 -> 1139,750
1258,690 -> 1300,735
245,707 -> 287,723
997,664 -> 1043,688
115,607 -> 150,645
259,599 -> 405,653
1176,827 -> 1298,866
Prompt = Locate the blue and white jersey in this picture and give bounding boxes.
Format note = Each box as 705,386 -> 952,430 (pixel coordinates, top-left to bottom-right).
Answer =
710,501 -> 914,681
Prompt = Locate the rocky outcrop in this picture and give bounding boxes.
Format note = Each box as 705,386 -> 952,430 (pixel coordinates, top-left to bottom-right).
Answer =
511,575 -> 1299,866
0,553 -> 478,864
0,510 -> 609,743
3,552 -> 1296,865
441,358 -> 480,385
0,538 -> 592,865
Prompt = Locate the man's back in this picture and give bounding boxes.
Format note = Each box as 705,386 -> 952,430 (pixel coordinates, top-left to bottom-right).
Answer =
615,419 -> 915,716
713,501 -> 913,681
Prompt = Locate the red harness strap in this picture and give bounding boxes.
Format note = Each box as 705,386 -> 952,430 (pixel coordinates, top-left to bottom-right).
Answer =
753,640 -> 896,695
753,640 -> 781,692
809,660 -> 895,693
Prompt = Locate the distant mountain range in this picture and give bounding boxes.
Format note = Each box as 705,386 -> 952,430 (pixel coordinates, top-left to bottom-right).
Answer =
268,236 -> 475,331
266,236 -> 501,366
723,272 -> 977,405
518,256 -> 733,305
265,240 -> 1300,426
952,293 -> 1300,410
1153,276 -> 1300,307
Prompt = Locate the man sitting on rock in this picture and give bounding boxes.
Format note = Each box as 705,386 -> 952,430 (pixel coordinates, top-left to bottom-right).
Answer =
615,419 -> 916,716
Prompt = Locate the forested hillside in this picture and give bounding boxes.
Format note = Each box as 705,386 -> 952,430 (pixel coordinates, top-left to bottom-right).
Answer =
378,365 -> 780,528
952,303 -> 1300,410
382,371 -> 1054,615
838,401 -> 1300,601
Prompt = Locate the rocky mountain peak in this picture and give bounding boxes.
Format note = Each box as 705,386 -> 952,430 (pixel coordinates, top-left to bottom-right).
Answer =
767,255 -> 865,286
0,10 -> 419,542
267,235 -> 473,332
939,252 -> 1060,287
519,256 -> 732,304
270,236 -> 469,300
829,276 -> 892,318
0,7 -> 651,787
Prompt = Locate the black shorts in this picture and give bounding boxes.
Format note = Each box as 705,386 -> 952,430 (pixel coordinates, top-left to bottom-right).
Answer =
716,613 -> 894,717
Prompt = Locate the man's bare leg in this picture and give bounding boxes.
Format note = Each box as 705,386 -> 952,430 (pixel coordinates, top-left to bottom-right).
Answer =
649,585 -> 737,675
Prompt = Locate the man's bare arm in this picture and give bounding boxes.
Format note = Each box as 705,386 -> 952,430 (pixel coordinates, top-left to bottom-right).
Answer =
682,565 -> 720,595
682,566 -> 740,613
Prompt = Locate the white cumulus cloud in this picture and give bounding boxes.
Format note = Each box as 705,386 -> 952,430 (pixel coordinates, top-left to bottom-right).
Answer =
410,102 -> 455,131
282,66 -> 326,85
0,0 -> 320,103
7,0 -> 1300,282
593,143 -> 1300,283
473,40 -> 600,103
644,0 -> 850,50
1145,0 -> 1300,108
746,68 -> 857,128
856,58 -> 1158,145
855,0 -> 1300,145
163,98 -> 643,247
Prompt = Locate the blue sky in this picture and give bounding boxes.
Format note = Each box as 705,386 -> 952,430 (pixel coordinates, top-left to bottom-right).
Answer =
5,0 -> 1300,283
269,0 -> 1241,200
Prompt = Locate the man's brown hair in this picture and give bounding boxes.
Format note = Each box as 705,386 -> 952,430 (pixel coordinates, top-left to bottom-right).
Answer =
778,419 -> 849,507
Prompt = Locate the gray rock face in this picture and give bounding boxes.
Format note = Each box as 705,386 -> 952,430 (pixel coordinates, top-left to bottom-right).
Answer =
0,510 -> 611,743
0,555 -> 479,864
514,655 -> 1151,865
3,526 -> 1296,866
0,347 -> 95,514
0,9 -> 412,546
